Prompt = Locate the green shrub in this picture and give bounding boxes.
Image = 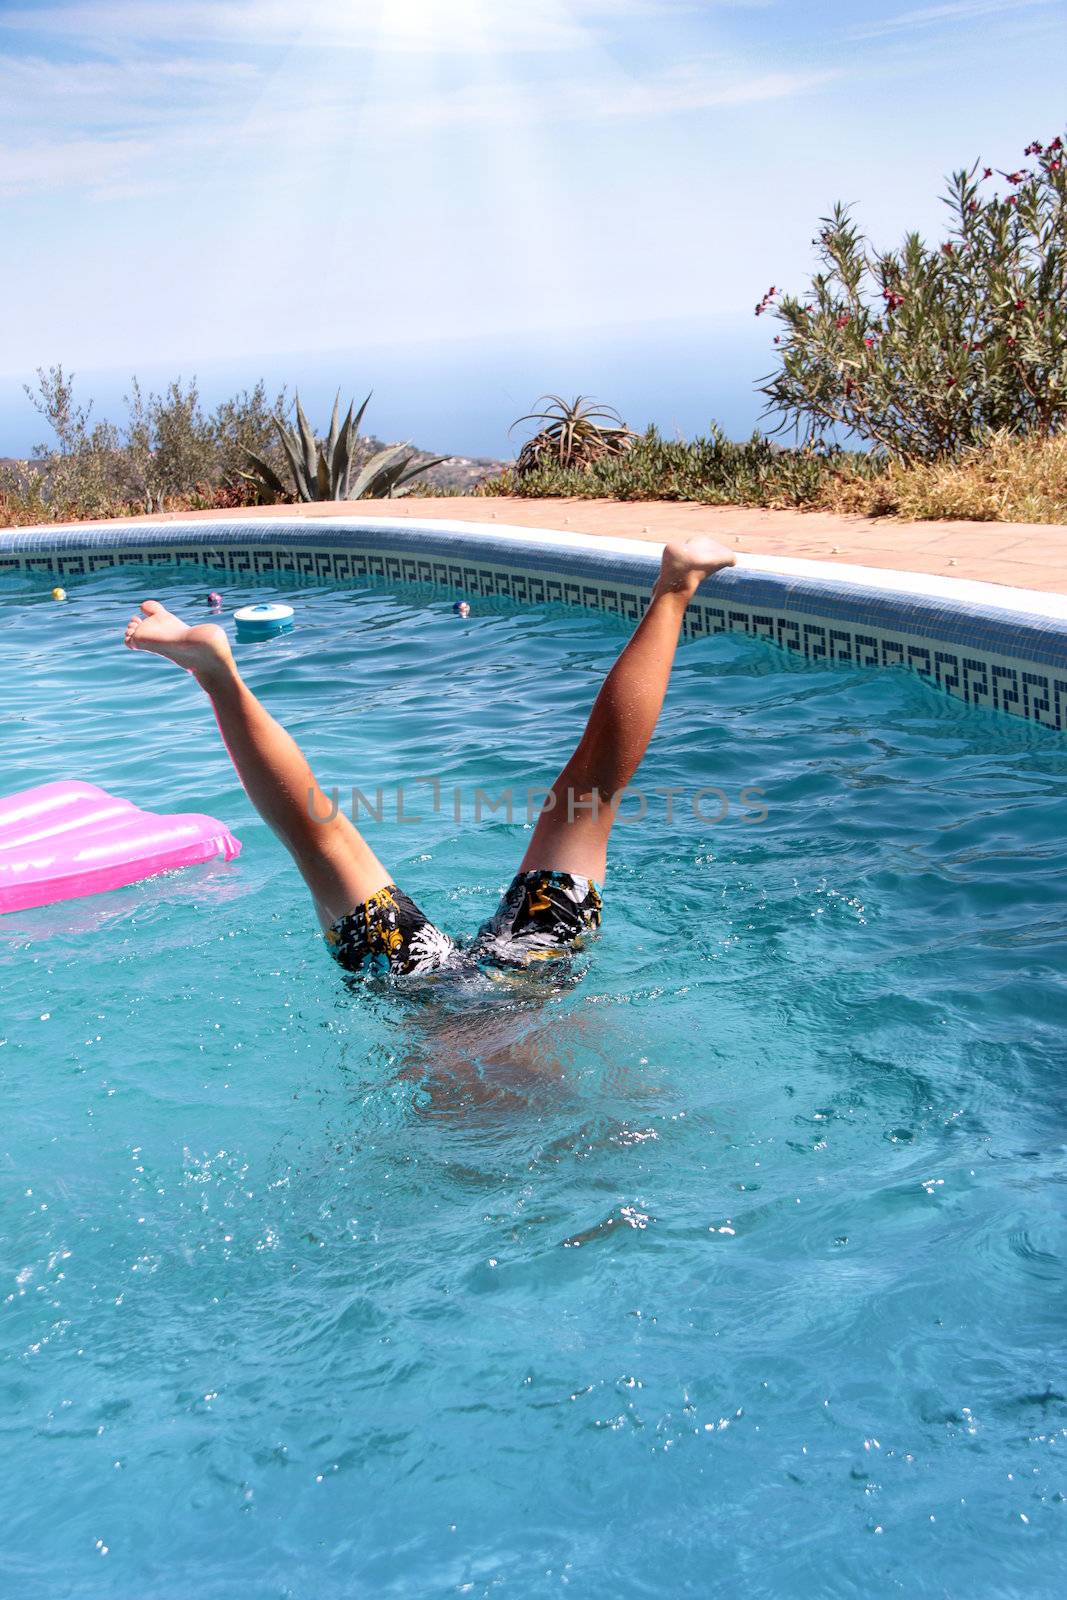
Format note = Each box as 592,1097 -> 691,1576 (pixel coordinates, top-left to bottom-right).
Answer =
0,367 -> 293,520
125,377 -> 217,511
210,380 -> 290,489
481,421 -> 1067,522
759,134 -> 1067,460
13,365 -> 129,520
482,423 -> 873,508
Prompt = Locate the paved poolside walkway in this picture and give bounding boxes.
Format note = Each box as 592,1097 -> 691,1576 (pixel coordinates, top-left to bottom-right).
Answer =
5,498 -> 1064,593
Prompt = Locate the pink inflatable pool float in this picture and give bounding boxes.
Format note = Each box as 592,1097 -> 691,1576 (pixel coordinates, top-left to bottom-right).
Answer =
0,781 -> 241,914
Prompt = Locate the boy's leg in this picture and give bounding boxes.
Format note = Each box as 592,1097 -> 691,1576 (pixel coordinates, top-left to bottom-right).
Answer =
519,536 -> 735,883
124,601 -> 390,930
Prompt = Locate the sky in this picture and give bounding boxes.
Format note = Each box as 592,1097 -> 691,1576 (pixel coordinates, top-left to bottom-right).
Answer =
0,0 -> 1065,457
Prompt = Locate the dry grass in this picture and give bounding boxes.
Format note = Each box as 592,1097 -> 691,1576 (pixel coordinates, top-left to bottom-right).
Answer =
820,433 -> 1067,523
0,479 -> 258,529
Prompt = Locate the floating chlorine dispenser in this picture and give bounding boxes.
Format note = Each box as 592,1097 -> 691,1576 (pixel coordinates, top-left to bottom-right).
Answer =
234,603 -> 294,641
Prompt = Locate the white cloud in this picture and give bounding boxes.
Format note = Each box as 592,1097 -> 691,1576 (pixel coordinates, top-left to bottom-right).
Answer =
0,44 -> 264,196
0,53 -> 259,130
0,40 -> 832,198
851,0 -> 1058,38
0,0 -> 699,55
0,135 -> 149,197
595,63 -> 835,116
336,62 -> 833,133
0,0 -> 832,202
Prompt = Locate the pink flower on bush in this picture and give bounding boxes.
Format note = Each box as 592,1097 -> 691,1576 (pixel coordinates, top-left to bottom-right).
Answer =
836,313 -> 851,328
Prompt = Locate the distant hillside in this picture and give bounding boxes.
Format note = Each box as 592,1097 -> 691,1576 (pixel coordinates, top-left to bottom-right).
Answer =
0,443 -> 510,497
361,439 -> 509,492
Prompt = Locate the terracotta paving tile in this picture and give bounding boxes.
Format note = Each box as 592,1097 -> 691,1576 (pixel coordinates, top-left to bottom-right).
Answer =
3,496 -> 1064,595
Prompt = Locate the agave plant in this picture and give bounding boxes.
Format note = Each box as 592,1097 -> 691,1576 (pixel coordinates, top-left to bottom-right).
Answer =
511,395 -> 636,477
241,392 -> 447,502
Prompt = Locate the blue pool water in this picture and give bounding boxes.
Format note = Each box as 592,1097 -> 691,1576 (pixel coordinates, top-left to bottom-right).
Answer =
1,569 -> 1065,1598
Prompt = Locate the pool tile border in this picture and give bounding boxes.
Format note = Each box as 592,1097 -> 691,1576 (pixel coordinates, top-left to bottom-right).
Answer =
3,517 -> 1065,730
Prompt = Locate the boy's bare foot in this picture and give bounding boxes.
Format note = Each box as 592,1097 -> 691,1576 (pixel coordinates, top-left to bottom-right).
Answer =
124,601 -> 233,681
656,536 -> 737,599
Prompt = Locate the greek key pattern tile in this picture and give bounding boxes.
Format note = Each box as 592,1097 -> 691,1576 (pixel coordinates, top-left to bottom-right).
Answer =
3,525 -> 1064,730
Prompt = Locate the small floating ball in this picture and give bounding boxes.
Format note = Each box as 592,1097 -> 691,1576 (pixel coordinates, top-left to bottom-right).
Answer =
453,600 -> 471,618
207,591 -> 223,610
51,587 -> 67,602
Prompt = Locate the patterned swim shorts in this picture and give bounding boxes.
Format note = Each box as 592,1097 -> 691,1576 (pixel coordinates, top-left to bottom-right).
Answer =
324,869 -> 603,978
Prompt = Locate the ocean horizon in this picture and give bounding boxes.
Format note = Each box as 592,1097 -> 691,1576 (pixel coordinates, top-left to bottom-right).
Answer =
0,312 -> 778,464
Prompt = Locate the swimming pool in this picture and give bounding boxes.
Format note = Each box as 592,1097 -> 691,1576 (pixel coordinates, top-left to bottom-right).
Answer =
2,567 -> 1065,1598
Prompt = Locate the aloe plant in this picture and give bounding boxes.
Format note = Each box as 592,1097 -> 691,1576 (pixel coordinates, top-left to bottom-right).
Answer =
511,395 -> 636,477
241,391 -> 447,501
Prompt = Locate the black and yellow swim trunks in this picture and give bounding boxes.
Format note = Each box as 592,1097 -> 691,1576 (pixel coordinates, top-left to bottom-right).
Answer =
324,869 -> 603,978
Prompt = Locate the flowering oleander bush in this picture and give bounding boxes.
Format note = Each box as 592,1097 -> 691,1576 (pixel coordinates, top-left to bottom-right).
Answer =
759,135 -> 1067,460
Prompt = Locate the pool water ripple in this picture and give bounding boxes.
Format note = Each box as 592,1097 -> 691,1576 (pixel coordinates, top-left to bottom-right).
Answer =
1,571 -> 1065,1597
